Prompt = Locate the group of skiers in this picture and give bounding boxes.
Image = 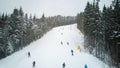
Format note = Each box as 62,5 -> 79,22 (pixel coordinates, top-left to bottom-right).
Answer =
60,41 -> 88,68
61,41 -> 81,56
62,62 -> 88,68
61,41 -> 69,46
28,51 -> 86,68
27,51 -> 36,67
27,41 -> 86,68
60,38 -> 88,68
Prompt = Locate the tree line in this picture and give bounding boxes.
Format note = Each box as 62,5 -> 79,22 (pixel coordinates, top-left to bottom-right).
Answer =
0,7 -> 75,59
77,0 -> 120,68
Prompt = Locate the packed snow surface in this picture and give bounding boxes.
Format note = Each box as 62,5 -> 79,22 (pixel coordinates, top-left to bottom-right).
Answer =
0,24 -> 109,68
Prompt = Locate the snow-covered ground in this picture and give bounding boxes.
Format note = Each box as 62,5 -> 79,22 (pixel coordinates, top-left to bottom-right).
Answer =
0,24 -> 109,68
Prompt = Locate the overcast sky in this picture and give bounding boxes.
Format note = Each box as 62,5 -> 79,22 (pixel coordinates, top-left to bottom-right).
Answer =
0,0 -> 113,17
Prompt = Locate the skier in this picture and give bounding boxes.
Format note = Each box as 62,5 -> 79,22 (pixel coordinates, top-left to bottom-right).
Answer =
67,42 -> 69,45
62,62 -> 66,68
61,41 -> 63,45
77,45 -> 81,52
28,51 -> 31,57
33,61 -> 36,67
71,49 -> 74,56
84,64 -> 88,68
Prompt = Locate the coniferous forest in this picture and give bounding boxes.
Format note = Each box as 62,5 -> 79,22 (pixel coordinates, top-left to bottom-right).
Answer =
0,7 -> 75,59
77,0 -> 120,68
0,0 -> 120,68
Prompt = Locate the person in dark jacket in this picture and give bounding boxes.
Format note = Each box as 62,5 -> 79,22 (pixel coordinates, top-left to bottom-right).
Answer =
28,51 -> 31,57
71,49 -> 74,56
67,42 -> 69,45
62,62 -> 66,68
61,41 -> 63,45
33,61 -> 36,67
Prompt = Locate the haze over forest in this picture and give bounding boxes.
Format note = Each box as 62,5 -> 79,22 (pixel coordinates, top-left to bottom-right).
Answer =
0,0 -> 112,17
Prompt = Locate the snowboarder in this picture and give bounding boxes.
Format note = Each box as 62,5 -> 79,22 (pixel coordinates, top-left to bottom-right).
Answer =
33,61 -> 36,67
71,49 -> 74,56
62,62 -> 66,68
84,64 -> 88,68
28,51 -> 31,57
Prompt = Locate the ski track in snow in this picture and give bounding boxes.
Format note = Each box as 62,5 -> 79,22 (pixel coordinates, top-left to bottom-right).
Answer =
0,24 -> 109,68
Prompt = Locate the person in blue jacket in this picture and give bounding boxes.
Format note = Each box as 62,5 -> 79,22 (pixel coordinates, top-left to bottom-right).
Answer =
84,64 -> 88,68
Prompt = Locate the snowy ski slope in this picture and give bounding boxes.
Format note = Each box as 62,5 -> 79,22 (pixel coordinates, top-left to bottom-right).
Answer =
0,24 -> 109,68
